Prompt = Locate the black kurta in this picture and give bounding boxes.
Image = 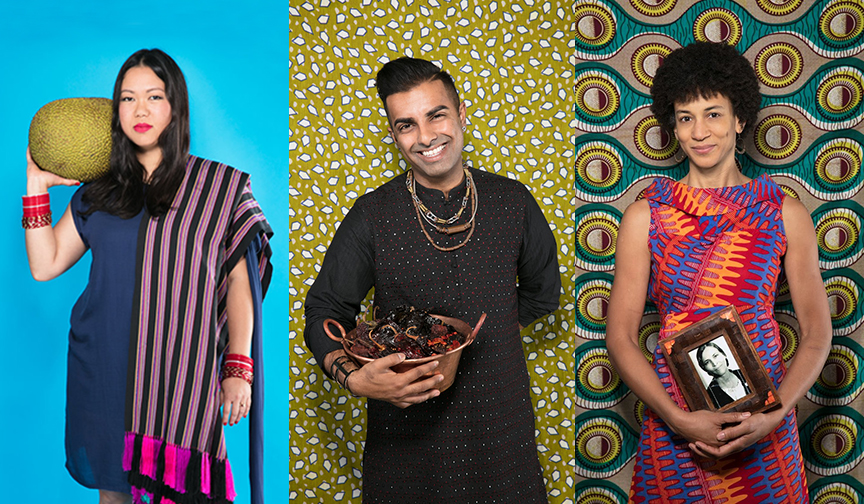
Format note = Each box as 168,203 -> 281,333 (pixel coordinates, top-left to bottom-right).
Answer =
304,168 -> 560,503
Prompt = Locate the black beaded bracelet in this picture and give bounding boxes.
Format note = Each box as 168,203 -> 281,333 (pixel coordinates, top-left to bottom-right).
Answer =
342,368 -> 359,397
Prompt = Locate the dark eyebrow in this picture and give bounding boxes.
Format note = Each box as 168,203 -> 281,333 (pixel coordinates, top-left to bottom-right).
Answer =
392,117 -> 417,128
676,105 -> 725,115
425,105 -> 449,118
392,105 -> 452,128
121,87 -> 165,93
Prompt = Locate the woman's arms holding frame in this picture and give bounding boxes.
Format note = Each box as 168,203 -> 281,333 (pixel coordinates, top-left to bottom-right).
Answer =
605,200 -> 752,452
689,196 -> 831,458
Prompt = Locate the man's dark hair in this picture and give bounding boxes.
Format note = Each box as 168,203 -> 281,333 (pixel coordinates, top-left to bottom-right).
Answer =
650,42 -> 761,143
376,57 -> 461,116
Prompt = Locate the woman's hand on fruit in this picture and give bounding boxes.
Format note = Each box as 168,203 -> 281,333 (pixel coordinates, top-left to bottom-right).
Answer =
27,147 -> 80,194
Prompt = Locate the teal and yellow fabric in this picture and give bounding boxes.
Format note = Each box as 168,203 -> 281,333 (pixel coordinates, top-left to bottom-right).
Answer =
289,3 -> 575,502
575,0 -> 864,499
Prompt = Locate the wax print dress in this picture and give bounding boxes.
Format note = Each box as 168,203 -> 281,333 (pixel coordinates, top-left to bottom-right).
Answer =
630,174 -> 809,503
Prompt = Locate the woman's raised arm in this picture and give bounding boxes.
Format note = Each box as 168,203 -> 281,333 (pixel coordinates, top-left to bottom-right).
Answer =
24,148 -> 87,281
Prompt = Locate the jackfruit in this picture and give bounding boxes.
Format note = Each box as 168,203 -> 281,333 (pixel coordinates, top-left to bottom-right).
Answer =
29,98 -> 112,182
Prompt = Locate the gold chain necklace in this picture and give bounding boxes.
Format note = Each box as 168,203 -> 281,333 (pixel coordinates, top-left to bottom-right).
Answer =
406,167 -> 472,226
407,168 -> 478,252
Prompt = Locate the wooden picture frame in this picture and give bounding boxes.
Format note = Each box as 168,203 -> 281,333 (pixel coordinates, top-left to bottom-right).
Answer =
659,306 -> 782,414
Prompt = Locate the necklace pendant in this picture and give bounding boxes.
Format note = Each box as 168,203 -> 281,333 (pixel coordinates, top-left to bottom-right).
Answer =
438,221 -> 472,235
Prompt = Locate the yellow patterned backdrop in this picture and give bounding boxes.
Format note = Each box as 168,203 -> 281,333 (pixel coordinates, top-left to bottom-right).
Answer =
288,2 -> 575,502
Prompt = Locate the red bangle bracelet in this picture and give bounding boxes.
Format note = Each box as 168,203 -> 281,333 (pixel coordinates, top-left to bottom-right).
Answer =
23,193 -> 51,218
222,365 -> 253,385
224,353 -> 253,370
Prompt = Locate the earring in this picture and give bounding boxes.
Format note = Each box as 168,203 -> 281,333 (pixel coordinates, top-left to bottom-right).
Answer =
735,133 -> 745,154
674,150 -> 686,163
462,125 -> 467,132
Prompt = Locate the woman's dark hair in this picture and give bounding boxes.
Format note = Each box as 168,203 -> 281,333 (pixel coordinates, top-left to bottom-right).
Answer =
83,48 -> 190,218
376,57 -> 460,116
696,341 -> 727,372
650,42 -> 761,145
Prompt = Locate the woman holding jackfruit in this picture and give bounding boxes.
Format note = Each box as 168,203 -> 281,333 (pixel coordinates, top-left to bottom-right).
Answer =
24,49 -> 272,504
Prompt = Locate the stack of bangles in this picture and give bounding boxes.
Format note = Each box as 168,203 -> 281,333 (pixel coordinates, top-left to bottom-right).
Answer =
222,353 -> 254,385
330,356 -> 358,397
23,193 -> 52,229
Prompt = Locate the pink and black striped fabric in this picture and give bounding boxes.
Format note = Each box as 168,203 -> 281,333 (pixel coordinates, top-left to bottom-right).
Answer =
123,156 -> 272,503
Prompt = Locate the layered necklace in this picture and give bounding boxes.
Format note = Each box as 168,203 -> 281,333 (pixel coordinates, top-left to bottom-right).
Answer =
406,166 -> 478,252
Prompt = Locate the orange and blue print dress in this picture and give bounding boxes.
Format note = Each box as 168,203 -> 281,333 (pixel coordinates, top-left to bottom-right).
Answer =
630,174 -> 808,503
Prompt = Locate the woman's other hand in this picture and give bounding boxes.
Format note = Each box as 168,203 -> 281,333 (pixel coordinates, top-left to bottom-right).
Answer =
27,147 -> 80,195
687,408 -> 787,459
668,409 -> 753,449
221,377 -> 252,426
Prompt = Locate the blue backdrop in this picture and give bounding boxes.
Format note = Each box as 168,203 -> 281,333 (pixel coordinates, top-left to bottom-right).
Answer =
0,2 -> 290,502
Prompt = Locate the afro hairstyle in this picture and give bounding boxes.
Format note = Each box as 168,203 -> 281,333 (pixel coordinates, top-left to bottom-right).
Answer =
650,42 -> 761,142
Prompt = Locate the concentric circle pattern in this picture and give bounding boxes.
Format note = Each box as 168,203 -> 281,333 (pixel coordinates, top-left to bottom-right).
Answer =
809,476 -> 864,504
754,42 -> 804,88
638,308 -> 661,363
817,67 -> 864,121
754,115 -> 802,159
631,43 -> 672,88
633,399 -> 646,426
814,138 -> 862,195
574,480 -> 629,504
756,0 -> 805,16
576,0 -> 863,497
576,2 -> 617,49
776,314 -> 800,362
819,0 -> 864,47
576,71 -> 622,123
633,116 -> 678,160
801,409 -> 864,476
814,203 -> 864,269
693,8 -> 743,45
576,206 -> 621,271
576,142 -> 624,196
576,341 -> 629,409
808,342 -> 864,406
824,271 -> 864,336
629,0 -> 677,17
576,273 -> 614,340
575,412 -> 639,479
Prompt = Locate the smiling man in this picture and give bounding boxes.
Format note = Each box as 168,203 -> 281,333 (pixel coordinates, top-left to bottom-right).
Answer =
303,57 -> 561,503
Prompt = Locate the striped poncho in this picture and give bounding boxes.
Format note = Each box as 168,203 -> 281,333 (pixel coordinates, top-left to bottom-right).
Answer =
122,156 -> 272,503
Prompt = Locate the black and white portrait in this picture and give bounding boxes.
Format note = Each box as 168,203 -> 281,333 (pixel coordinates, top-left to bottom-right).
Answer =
689,337 -> 751,409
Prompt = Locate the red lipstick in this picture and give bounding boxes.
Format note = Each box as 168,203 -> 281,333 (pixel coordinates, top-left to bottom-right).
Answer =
134,123 -> 152,133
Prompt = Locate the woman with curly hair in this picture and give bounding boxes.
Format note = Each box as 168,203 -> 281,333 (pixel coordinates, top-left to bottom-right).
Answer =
606,41 -> 831,502
24,49 -> 272,504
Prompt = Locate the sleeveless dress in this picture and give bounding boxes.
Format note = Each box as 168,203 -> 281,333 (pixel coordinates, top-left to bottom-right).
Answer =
629,174 -> 809,503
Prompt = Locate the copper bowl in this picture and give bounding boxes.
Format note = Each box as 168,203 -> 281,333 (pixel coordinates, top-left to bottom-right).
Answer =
323,313 -> 486,393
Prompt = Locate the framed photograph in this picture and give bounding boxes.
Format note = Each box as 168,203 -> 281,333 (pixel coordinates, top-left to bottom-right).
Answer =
659,306 -> 781,414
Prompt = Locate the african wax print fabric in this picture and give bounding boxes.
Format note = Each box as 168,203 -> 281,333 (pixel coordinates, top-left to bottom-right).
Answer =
304,168 -> 561,503
122,156 -> 273,504
630,174 -> 807,502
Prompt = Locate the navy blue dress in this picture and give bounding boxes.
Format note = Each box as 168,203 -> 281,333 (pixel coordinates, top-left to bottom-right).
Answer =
66,185 -> 142,492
